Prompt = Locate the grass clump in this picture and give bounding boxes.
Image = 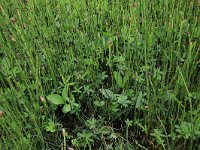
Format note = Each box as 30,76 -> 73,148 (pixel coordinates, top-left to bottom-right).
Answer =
0,0 -> 200,149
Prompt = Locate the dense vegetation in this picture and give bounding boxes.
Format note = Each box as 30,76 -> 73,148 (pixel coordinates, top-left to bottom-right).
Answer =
0,0 -> 199,149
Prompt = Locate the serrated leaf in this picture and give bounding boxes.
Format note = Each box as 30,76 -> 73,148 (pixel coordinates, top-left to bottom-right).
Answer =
136,92 -> 144,109
45,120 -> 56,132
46,94 -> 65,105
117,95 -> 128,103
62,104 -> 71,113
100,89 -> 115,99
111,102 -> 119,112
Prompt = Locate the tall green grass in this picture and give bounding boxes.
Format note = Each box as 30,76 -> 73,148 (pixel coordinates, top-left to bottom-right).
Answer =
0,0 -> 199,149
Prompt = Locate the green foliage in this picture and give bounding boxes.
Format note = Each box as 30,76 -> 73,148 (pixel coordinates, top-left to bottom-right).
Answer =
46,87 -> 80,114
72,130 -> 94,149
0,0 -> 199,149
45,119 -> 56,133
47,94 -> 65,105
151,129 -> 166,149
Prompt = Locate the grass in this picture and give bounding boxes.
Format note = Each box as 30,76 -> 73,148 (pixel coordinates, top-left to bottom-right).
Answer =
0,0 -> 200,149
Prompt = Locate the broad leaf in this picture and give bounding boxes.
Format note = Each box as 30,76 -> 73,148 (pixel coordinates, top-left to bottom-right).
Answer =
46,94 -> 65,105
62,104 -> 71,113
62,86 -> 68,100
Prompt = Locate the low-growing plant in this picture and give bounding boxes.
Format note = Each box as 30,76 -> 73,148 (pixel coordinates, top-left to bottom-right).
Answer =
0,0 -> 199,149
46,86 -> 80,114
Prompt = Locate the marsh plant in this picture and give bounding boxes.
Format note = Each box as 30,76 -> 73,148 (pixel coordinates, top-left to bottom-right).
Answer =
0,0 -> 199,150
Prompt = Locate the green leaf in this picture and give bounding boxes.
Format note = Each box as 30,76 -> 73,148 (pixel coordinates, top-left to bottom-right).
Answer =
45,119 -> 56,132
117,95 -> 131,107
62,86 -> 68,100
136,98 -> 141,109
114,71 -> 124,88
62,104 -> 71,113
136,92 -> 145,109
46,94 -> 65,105
111,102 -> 119,112
94,101 -> 105,107
100,89 -> 115,99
